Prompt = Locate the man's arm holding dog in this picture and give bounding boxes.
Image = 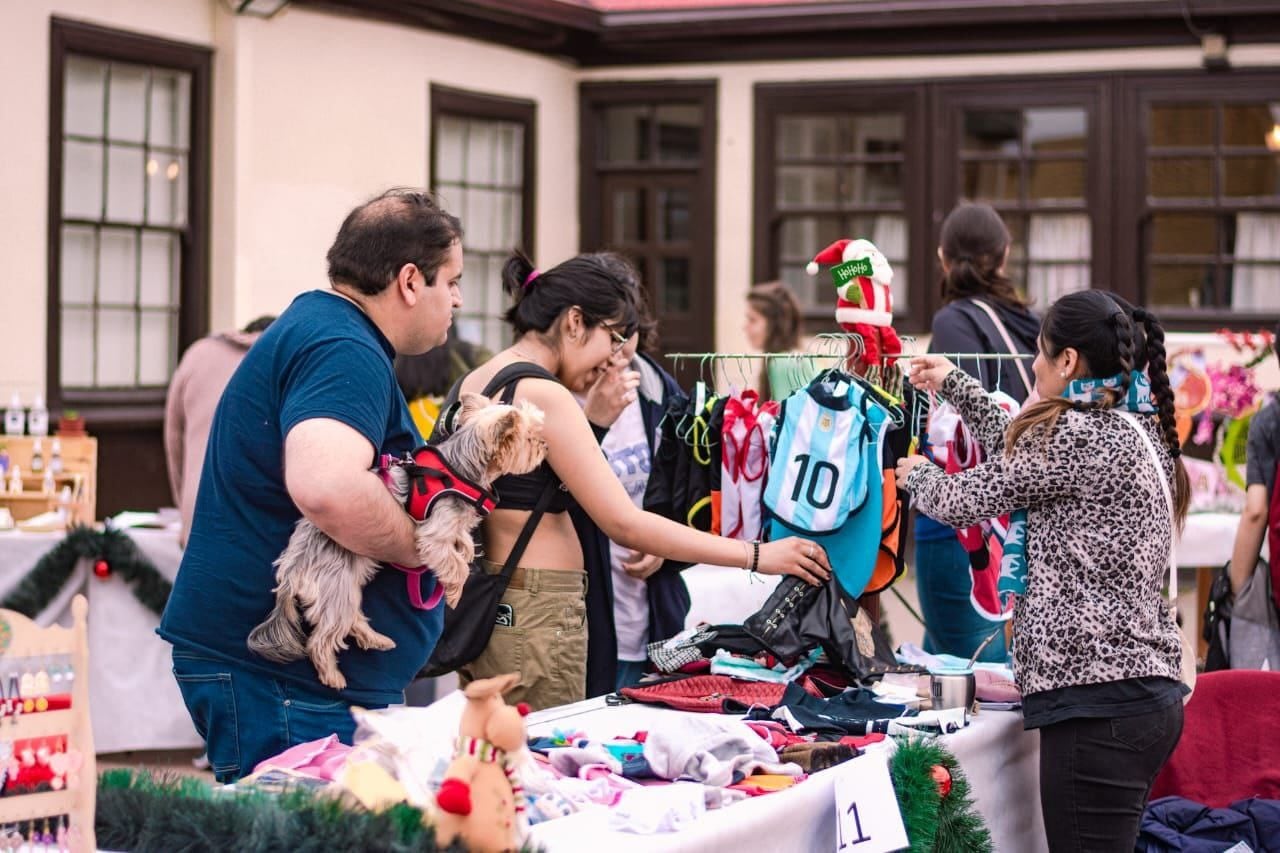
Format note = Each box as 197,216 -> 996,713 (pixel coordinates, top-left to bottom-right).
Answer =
285,418 -> 420,568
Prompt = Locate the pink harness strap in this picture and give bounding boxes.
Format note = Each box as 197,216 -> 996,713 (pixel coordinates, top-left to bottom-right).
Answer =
379,453 -> 447,611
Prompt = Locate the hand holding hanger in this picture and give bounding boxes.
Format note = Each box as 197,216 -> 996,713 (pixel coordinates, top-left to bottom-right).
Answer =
583,351 -> 642,428
905,355 -> 958,394
894,453 -> 931,484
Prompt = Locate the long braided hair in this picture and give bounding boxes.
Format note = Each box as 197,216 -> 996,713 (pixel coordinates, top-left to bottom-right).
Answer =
1005,290 -> 1190,529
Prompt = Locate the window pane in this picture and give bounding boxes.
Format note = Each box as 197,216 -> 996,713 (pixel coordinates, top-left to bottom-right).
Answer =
1222,103 -> 1279,147
436,182 -> 465,223
849,163 -> 903,205
658,188 -> 690,243
1150,214 -> 1216,256
1149,264 -> 1213,308
1028,214 -> 1091,266
495,122 -> 524,185
65,56 -> 106,138
139,310 -> 175,385
96,308 -> 138,386
466,120 -> 497,183
107,63 -> 147,144
1229,264 -> 1280,311
147,153 -> 187,226
148,71 -> 190,149
777,116 -> 840,159
962,160 -> 1019,201
60,308 -> 95,387
468,188 -> 497,251
602,105 -> 650,162
964,111 -> 1021,155
1006,215 -> 1028,270
140,231 -> 179,308
780,217 -> 842,262
435,116 -> 466,183
1024,108 -> 1087,154
611,188 -> 647,243
63,141 -> 103,219
1028,160 -> 1085,202
778,165 -> 839,208
60,226 -> 96,306
655,104 -> 701,163
498,191 -> 521,251
99,228 -> 137,306
1223,155 -> 1280,198
1149,104 -> 1214,147
659,257 -> 691,312
106,144 -> 145,222
849,113 -> 904,156
1028,263 -> 1091,305
1148,158 -> 1214,199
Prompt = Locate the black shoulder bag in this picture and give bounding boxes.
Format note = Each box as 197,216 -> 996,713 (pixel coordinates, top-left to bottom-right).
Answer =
418,363 -> 561,677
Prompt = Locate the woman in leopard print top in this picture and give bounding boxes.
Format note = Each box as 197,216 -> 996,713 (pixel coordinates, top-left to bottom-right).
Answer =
897,290 -> 1190,853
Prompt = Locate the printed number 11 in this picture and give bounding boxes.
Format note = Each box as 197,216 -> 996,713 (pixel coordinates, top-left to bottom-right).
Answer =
837,801 -> 872,849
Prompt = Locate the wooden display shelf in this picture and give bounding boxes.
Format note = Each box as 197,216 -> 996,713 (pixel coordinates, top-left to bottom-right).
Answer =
0,437 -> 96,524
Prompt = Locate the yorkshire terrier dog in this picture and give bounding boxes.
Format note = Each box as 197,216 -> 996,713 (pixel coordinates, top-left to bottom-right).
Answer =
247,393 -> 547,690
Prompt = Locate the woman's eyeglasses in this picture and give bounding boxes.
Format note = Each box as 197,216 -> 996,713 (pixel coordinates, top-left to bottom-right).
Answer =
603,323 -> 630,354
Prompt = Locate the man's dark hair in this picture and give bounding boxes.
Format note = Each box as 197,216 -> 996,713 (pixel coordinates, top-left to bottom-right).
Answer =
241,315 -> 276,334
326,189 -> 463,296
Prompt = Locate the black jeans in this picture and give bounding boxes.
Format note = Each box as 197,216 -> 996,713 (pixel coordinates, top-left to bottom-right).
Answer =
1038,702 -> 1184,852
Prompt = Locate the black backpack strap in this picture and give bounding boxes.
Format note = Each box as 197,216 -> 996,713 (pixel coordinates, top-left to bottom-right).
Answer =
436,362 -> 559,438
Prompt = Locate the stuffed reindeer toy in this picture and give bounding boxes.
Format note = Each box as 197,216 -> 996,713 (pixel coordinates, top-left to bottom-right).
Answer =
248,394 -> 546,690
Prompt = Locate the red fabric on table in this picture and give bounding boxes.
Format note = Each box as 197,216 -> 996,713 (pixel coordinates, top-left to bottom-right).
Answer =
1148,670 -> 1280,808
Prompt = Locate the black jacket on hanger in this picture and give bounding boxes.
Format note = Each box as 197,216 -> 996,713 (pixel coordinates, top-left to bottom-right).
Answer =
573,353 -> 693,698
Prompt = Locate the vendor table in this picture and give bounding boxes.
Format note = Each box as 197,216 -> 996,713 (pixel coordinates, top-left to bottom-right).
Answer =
401,692 -> 1048,853
0,526 -> 201,753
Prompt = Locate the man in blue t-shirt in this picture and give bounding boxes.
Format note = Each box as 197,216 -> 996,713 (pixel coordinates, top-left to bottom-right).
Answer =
159,189 -> 464,781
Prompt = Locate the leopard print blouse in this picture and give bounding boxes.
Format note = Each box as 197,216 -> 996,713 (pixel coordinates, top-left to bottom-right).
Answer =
905,369 -> 1183,696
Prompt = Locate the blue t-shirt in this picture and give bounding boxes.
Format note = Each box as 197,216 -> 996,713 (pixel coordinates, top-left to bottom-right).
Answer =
158,290 -> 440,705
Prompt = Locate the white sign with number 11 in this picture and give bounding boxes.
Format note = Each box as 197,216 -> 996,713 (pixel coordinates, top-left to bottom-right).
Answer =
833,752 -> 909,853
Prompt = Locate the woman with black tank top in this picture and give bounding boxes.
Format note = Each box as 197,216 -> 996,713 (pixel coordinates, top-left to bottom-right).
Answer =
446,251 -> 831,711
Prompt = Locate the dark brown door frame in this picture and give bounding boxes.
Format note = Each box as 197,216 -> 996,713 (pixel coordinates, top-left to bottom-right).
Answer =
753,80 -> 930,333
579,80 -> 718,362
47,17 -> 213,423
929,76 -> 1112,315
1116,68 -> 1280,330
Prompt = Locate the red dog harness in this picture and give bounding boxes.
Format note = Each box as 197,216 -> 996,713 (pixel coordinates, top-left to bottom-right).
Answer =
380,448 -> 497,610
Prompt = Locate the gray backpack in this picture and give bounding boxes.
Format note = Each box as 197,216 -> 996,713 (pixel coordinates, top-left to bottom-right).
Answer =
1230,558 -> 1280,671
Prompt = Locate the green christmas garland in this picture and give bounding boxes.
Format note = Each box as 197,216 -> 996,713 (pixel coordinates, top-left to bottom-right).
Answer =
96,769 -> 469,853
1,525 -> 171,618
890,736 -> 993,853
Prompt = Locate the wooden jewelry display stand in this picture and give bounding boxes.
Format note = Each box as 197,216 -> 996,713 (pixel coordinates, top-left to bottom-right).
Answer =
0,595 -> 95,851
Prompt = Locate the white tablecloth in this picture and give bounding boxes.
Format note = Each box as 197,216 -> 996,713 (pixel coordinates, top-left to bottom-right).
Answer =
1177,513 -> 1239,569
519,698 -> 1040,852
0,526 -> 201,753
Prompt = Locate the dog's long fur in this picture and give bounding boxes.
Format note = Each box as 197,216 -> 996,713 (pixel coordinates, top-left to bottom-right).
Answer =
247,394 -> 546,690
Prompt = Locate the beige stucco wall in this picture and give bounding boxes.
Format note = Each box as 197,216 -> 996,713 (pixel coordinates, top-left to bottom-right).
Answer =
0,1 -> 579,403
581,43 -> 1280,359
0,0 -> 216,404
209,5 -> 580,332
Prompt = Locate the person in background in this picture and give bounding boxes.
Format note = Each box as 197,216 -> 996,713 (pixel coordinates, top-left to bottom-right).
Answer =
444,251 -> 830,711
1227,323 -> 1280,594
394,336 -> 493,439
743,281 -> 812,401
914,203 -> 1041,663
566,271 -> 689,695
164,315 -> 276,548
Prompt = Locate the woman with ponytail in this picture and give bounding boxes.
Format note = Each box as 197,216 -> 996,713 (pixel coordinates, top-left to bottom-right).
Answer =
439,251 -> 830,711
915,203 -> 1041,663
898,289 -> 1188,852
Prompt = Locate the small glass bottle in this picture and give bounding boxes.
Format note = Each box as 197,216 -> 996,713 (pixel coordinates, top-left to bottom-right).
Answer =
27,394 -> 48,438
49,439 -> 63,475
41,467 -> 55,495
7,465 -> 22,495
3,393 -> 24,436
30,438 -> 44,474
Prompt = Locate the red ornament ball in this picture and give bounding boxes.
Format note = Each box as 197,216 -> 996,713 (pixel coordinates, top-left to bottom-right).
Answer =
930,764 -> 953,798
92,559 -> 111,579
